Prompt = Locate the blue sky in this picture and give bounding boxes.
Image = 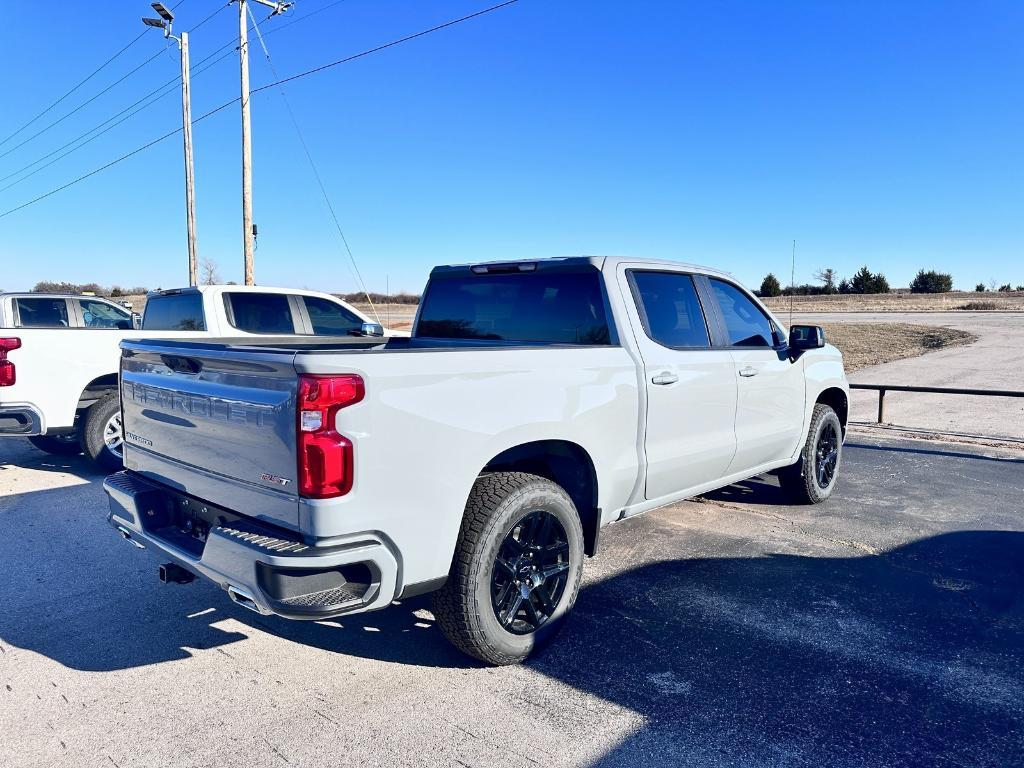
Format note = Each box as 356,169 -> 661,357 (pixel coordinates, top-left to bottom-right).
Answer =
0,1 -> 1021,294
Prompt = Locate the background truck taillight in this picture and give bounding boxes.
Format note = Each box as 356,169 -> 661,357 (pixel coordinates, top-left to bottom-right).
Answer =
296,374 -> 364,498
0,338 -> 21,387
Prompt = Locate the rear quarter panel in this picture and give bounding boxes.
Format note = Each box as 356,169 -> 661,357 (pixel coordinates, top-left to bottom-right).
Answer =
295,345 -> 641,587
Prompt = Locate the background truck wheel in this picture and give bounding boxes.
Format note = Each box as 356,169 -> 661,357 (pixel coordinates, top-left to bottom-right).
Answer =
779,403 -> 843,504
28,433 -> 82,456
79,393 -> 124,472
432,472 -> 585,666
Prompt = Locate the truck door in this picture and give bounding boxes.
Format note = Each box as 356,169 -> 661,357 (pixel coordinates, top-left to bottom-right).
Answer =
703,277 -> 805,474
620,267 -> 738,500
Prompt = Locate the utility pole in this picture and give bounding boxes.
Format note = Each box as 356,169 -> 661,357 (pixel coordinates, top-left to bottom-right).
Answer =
235,0 -> 291,286
143,3 -> 199,286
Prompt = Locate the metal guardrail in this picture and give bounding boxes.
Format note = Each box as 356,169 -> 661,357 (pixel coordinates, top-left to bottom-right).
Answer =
849,383 -> 1024,424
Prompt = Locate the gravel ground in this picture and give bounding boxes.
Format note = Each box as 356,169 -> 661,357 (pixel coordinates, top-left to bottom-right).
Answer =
1,434 -> 1022,768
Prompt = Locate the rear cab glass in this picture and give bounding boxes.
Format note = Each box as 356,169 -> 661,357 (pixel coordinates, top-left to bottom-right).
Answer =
142,292 -> 207,331
416,264 -> 615,345
15,298 -> 71,328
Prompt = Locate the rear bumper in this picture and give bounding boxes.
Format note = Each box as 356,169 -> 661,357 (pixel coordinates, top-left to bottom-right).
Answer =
0,403 -> 43,436
103,471 -> 400,620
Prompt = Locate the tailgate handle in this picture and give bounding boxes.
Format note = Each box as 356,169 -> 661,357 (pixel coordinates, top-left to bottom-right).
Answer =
160,355 -> 203,375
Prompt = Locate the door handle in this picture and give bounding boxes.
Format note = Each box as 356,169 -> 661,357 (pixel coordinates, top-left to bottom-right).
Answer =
738,366 -> 759,377
651,372 -> 679,386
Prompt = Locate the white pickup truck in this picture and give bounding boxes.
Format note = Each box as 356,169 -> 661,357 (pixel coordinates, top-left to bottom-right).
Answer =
0,286 -> 389,470
104,257 -> 849,664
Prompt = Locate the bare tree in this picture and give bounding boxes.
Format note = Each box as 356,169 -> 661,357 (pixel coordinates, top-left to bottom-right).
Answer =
200,257 -> 221,286
813,267 -> 837,294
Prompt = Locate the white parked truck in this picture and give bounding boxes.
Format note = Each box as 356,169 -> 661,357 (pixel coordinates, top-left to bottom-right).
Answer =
104,257 -> 849,664
0,286 -> 391,470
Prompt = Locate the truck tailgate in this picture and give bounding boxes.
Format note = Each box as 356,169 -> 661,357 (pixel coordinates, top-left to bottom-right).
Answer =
120,340 -> 302,530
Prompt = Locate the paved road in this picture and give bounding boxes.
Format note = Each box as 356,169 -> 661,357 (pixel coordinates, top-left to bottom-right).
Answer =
792,311 -> 1024,441
1,435 -> 1022,767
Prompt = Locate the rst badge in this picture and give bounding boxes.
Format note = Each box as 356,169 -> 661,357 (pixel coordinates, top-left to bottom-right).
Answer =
259,473 -> 292,487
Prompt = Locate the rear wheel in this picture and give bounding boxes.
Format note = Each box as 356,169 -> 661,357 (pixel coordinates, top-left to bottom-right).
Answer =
779,403 -> 842,504
80,393 -> 124,472
28,433 -> 82,456
432,472 -> 584,665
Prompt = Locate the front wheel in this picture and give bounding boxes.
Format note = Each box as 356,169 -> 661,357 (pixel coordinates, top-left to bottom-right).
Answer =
432,472 -> 584,665
80,393 -> 124,472
779,403 -> 843,504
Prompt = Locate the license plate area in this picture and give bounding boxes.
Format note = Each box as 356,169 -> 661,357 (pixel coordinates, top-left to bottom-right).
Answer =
140,490 -> 245,558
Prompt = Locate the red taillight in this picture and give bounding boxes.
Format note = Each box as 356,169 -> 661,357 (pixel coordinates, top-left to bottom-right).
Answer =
0,338 -> 21,387
296,374 -> 364,498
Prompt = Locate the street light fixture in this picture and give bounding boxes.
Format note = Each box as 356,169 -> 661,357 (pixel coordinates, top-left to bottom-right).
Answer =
151,2 -> 175,22
141,3 -> 199,286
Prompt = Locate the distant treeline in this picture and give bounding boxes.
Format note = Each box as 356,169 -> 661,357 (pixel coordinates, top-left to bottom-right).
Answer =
337,291 -> 421,305
32,281 -> 148,297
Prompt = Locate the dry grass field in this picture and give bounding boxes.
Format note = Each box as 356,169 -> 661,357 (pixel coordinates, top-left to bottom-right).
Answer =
762,291 -> 1024,312
820,323 -> 976,371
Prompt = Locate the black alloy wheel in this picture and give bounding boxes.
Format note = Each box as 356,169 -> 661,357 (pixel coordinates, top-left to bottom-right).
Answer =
491,510 -> 570,635
815,421 -> 839,488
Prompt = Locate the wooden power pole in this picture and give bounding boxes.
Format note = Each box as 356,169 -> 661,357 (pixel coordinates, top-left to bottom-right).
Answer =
180,31 -> 199,287
238,0 -> 255,285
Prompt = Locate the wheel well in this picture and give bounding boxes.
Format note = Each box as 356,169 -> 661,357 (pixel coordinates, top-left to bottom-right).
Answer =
77,373 -> 119,411
482,440 -> 600,557
817,387 -> 848,434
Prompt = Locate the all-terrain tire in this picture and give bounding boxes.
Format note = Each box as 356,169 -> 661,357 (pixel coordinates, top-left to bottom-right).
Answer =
779,403 -> 843,504
28,434 -> 82,456
431,472 -> 585,666
80,393 -> 124,472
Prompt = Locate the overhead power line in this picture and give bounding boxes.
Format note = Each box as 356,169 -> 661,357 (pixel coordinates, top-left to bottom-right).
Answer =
0,0 -> 521,222
0,2 -> 228,164
0,0 -> 193,151
0,0 -> 333,188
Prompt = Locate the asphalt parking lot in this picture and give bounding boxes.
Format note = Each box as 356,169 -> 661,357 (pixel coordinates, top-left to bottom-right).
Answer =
1,435 -> 1022,768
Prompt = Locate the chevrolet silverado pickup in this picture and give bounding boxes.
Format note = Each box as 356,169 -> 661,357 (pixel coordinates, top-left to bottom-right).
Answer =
0,286 -> 391,470
104,257 -> 849,664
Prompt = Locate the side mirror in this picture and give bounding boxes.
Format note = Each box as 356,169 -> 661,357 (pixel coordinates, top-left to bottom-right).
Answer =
359,322 -> 385,338
132,312 -> 142,330
788,324 -> 825,352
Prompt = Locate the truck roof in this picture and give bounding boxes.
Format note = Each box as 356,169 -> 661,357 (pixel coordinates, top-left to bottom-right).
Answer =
431,255 -> 735,280
0,292 -> 125,301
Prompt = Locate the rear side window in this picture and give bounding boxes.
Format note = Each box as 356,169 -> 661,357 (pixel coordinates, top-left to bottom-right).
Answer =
15,298 -> 70,328
225,292 -> 295,334
302,296 -> 363,335
78,299 -> 131,329
416,270 -> 613,344
709,279 -> 776,348
630,272 -> 710,348
142,293 -> 206,331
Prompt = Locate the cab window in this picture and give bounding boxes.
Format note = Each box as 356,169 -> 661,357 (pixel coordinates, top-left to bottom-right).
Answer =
302,296 -> 363,335
224,292 -> 295,334
78,299 -> 132,329
709,279 -> 776,348
15,298 -> 70,328
630,271 -> 711,348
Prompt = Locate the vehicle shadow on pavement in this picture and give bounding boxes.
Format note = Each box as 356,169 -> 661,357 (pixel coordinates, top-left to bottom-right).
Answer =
532,529 -> 1024,767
